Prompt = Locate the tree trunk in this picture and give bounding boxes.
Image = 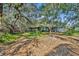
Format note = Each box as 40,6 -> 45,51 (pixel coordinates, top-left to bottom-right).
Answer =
0,3 -> 3,19
0,3 -> 3,31
48,25 -> 52,35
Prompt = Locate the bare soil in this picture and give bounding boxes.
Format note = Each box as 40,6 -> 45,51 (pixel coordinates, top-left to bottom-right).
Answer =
0,34 -> 79,56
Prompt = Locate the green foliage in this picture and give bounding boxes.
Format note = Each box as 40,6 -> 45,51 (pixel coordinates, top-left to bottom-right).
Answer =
24,31 -> 43,39
63,29 -> 79,36
60,4 -> 69,11
72,31 -> 79,36
64,31 -> 73,36
0,33 -> 19,44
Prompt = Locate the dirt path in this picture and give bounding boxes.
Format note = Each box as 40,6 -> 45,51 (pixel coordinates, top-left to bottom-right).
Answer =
0,34 -> 79,56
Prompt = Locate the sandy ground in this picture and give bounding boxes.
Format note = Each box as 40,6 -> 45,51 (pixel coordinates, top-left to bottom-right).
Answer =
0,34 -> 79,56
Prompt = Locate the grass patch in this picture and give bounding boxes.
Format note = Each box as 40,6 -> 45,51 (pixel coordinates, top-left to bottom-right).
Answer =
0,33 -> 20,44
23,31 -> 43,39
72,31 -> 79,36
0,31 -> 44,44
63,30 -> 79,36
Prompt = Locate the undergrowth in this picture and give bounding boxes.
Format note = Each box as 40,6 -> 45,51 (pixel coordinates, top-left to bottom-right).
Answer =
0,33 -> 20,44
